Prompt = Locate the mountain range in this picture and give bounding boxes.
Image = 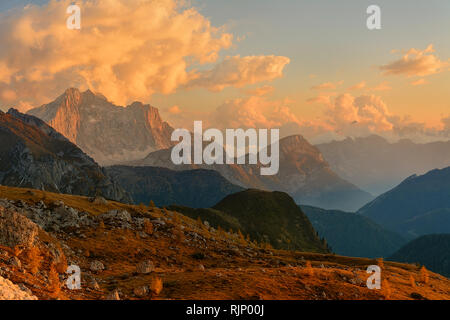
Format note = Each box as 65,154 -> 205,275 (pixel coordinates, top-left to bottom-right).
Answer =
132,135 -> 373,211
27,88 -> 174,165
0,109 -> 130,202
358,167 -> 450,238
301,205 -> 406,258
106,165 -> 244,208
317,135 -> 450,195
22,88 -> 375,211
389,234 -> 450,278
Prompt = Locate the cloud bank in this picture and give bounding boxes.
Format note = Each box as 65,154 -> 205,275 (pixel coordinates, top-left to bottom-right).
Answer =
0,0 -> 288,110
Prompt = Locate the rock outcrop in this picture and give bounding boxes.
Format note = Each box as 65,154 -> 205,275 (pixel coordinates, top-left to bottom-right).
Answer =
0,207 -> 39,249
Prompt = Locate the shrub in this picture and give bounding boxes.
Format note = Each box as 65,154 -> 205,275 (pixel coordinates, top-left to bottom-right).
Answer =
377,258 -> 384,269
305,261 -> 314,276
382,279 -> 391,299
12,245 -> 23,257
150,277 -> 163,296
420,266 -> 429,284
98,220 -> 105,231
55,254 -> 68,274
143,219 -> 153,235
27,246 -> 42,275
49,264 -> 61,296
409,275 -> 416,289
174,226 -> 185,243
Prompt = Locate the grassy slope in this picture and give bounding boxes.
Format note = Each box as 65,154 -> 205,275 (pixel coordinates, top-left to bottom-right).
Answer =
1,185 -> 450,300
212,190 -> 329,253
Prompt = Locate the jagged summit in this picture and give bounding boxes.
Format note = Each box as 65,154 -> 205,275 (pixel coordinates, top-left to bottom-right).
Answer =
27,88 -> 174,165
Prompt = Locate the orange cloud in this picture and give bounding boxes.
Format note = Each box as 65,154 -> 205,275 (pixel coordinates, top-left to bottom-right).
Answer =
348,81 -> 366,90
244,85 -> 274,96
311,81 -> 343,90
411,79 -> 427,86
380,44 -> 449,77
168,105 -> 182,114
0,89 -> 17,102
370,81 -> 392,91
213,96 -> 299,129
306,92 -> 336,105
0,0 -> 236,107
187,55 -> 290,92
326,94 -> 394,136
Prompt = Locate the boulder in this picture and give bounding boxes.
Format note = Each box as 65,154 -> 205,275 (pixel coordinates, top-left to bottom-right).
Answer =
133,286 -> 148,297
106,289 -> 120,300
136,260 -> 155,274
0,207 -> 39,249
90,260 -> 105,272
99,210 -> 132,228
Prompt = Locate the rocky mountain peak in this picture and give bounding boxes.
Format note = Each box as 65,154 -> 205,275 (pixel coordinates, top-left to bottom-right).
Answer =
27,88 -> 174,165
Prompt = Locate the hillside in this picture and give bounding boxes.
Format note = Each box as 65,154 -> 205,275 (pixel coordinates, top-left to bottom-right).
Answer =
133,135 -> 373,211
106,166 -> 244,208
317,135 -> 450,195
358,167 -> 450,238
0,109 -> 130,203
301,206 -> 406,258
172,189 -> 328,253
215,190 -> 329,253
1,185 -> 450,300
27,88 -> 173,165
389,234 -> 450,278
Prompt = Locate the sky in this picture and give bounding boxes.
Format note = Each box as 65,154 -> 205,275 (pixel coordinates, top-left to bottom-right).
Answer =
0,0 -> 449,143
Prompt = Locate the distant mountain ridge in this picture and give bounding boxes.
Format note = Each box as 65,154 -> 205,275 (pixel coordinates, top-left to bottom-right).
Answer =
389,234 -> 450,278
106,165 -> 244,208
358,167 -> 450,238
27,88 -> 174,165
133,135 -> 373,211
317,135 -> 450,195
0,109 -> 130,202
301,205 -> 406,258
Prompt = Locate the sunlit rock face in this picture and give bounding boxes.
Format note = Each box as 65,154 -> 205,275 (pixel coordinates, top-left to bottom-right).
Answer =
28,88 -> 174,165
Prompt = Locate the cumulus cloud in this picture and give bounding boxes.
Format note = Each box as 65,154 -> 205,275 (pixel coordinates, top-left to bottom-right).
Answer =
321,93 -> 450,142
380,44 -> 449,77
187,55 -> 290,92
0,0 -> 286,110
325,94 -> 395,136
213,96 -> 299,129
